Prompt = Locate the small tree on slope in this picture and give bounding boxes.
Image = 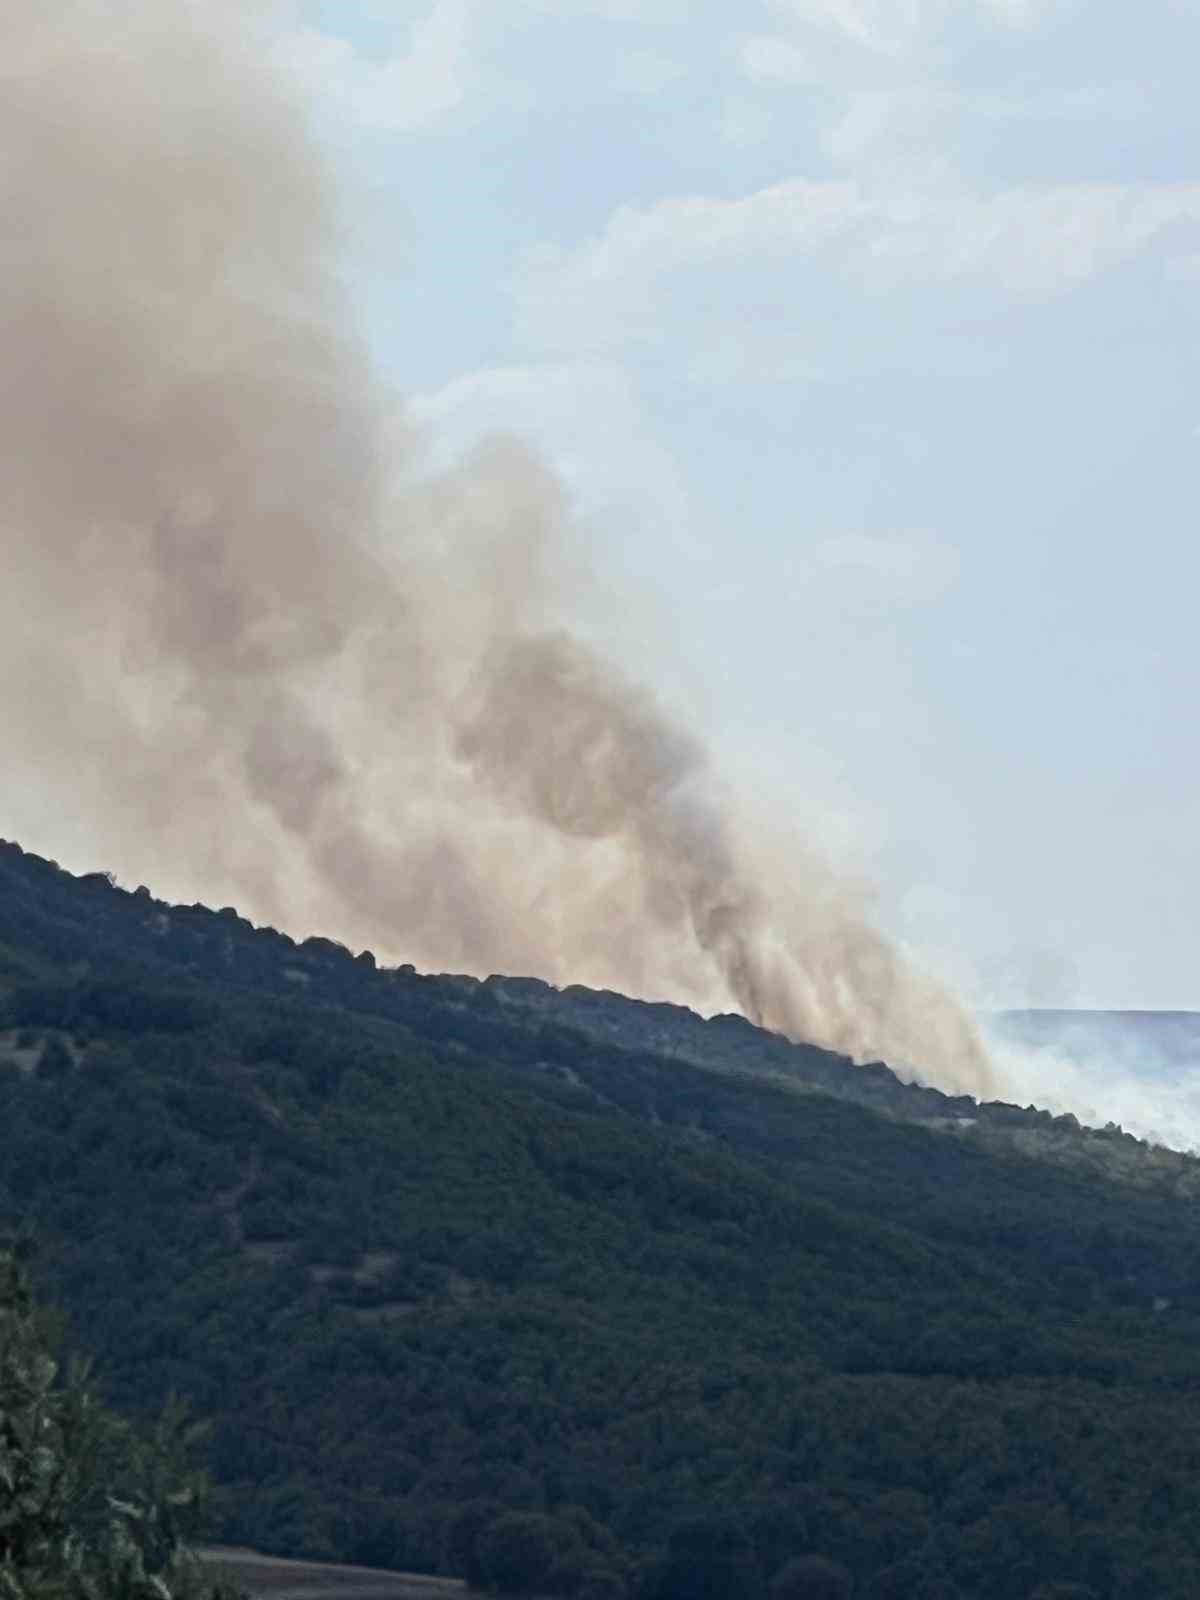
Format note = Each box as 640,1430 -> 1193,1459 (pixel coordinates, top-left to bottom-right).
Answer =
0,1243 -> 239,1600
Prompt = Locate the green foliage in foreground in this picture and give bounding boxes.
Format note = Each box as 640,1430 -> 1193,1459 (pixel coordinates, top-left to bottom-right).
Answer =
2,841 -> 1200,1598
0,1246 -> 237,1600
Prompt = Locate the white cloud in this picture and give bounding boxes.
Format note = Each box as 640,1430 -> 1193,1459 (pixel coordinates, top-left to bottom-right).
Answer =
738,0 -> 1069,110
866,179 -> 1200,287
821,86 -> 956,165
520,0 -> 690,17
277,0 -> 701,134
518,174 -> 1200,357
612,50 -> 689,96
813,532 -> 958,610
718,96 -> 778,148
517,179 -> 860,352
977,0 -> 1059,25
767,0 -> 1061,54
775,0 -> 907,53
740,34 -> 824,85
279,0 -> 480,133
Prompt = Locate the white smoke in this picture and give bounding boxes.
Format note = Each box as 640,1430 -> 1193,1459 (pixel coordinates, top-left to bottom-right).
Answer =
0,0 -> 1000,1096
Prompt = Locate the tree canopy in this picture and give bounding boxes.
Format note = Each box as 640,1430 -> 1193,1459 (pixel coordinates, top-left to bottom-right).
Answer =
2,839 -> 1200,1597
0,1244 -> 237,1600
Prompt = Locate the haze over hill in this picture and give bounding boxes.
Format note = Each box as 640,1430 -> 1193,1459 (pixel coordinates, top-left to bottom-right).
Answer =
987,1010 -> 1200,1153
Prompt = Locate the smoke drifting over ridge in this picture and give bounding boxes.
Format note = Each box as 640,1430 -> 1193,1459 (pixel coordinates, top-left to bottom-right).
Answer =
0,0 -> 994,1096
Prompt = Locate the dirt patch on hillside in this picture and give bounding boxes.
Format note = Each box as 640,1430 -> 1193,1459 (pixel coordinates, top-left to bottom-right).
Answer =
197,1545 -> 464,1600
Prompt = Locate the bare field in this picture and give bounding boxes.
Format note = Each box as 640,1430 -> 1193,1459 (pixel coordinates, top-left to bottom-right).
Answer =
197,1545 -> 464,1600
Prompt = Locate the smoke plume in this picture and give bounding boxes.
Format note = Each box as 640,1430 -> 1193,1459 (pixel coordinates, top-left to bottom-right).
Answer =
0,0 -> 994,1096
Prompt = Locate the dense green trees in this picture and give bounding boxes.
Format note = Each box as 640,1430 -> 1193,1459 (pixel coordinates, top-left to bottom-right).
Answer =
0,1244 -> 237,1600
768,1557 -> 853,1600
475,1514 -> 559,1594
639,1517 -> 760,1599
3,840 -> 1200,1597
866,1559 -> 961,1599
448,1503 -> 627,1595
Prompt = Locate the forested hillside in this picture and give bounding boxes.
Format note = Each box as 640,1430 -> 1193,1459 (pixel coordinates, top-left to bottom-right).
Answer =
2,839 -> 1199,1599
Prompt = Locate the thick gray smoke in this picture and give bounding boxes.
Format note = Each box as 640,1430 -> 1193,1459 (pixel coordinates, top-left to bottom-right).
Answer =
0,0 -> 994,1096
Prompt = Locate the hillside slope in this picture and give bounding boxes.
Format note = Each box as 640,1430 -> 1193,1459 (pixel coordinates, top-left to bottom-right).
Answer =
2,840 -> 1200,1598
199,1547 -> 462,1600
1,835 -> 1185,1187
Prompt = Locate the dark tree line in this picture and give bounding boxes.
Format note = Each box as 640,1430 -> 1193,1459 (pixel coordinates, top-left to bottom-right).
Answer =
0,840 -> 1197,1598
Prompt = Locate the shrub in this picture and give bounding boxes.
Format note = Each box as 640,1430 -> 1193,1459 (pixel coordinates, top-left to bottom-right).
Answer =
770,1555 -> 853,1600
477,1511 -> 560,1594
0,1242 -> 240,1600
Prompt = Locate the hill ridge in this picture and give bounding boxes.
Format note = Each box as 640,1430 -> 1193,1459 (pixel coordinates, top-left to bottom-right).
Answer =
3,836 -> 1194,1192
5,831 -> 1200,1594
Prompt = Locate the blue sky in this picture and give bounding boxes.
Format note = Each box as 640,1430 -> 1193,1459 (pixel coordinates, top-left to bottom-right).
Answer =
279,0 -> 1200,1010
